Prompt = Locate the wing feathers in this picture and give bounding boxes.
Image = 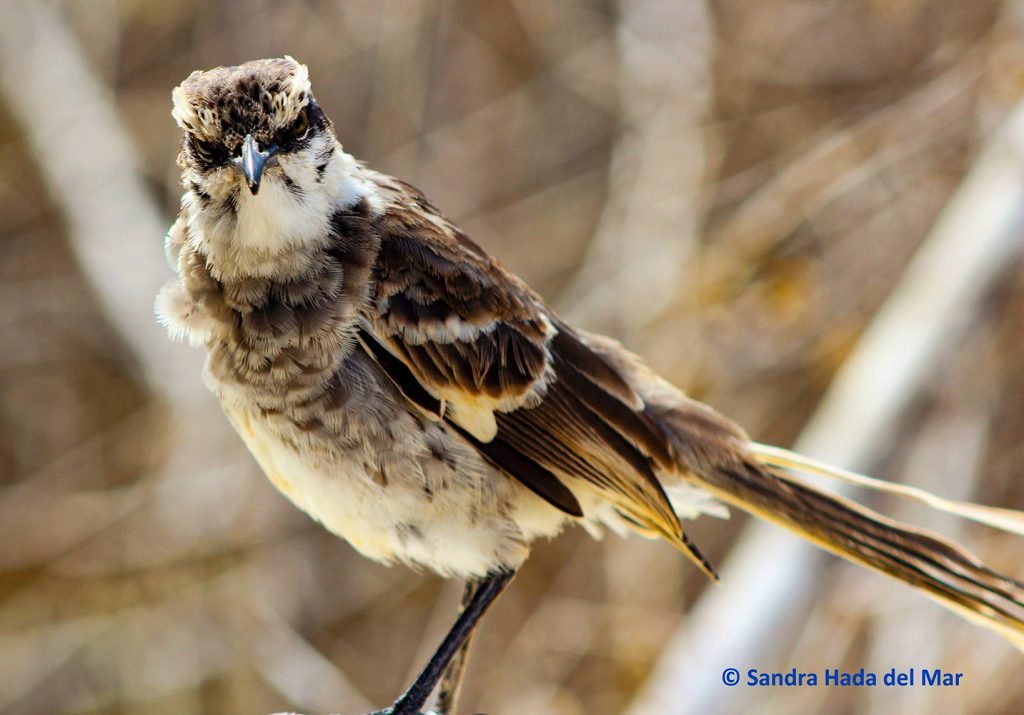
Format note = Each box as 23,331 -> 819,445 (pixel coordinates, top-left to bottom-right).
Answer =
552,342 -> 675,470
550,324 -> 644,409
356,327 -> 443,419
450,421 -> 584,518
363,182 -> 716,577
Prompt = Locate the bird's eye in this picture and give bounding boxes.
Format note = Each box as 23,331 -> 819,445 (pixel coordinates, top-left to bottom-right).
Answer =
289,109 -> 310,140
192,137 -> 221,163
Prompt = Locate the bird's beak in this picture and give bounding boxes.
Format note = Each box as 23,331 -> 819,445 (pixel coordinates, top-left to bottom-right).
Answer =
236,134 -> 278,195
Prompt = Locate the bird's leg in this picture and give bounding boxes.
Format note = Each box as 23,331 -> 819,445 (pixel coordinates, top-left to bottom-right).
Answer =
433,579 -> 483,715
371,568 -> 516,715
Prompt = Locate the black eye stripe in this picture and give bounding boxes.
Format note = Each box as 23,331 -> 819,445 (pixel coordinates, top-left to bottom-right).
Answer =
274,108 -> 314,149
183,100 -> 326,165
189,135 -> 227,166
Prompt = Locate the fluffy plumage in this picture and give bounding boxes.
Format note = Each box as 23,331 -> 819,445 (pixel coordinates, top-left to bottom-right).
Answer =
158,58 -> 1024,688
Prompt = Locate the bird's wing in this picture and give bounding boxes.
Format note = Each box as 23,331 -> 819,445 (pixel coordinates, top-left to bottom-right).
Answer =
359,180 -> 716,577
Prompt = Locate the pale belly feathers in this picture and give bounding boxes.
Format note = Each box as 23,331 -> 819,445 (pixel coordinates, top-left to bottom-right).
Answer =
220,382 -> 570,579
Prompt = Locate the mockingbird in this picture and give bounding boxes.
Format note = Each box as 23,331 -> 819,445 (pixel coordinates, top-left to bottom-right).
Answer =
157,57 -> 1024,715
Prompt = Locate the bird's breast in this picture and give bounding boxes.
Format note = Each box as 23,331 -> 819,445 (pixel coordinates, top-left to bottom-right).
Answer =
218,355 -> 570,578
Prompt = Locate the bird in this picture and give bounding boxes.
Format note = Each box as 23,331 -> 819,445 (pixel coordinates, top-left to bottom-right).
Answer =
156,57 -> 1024,715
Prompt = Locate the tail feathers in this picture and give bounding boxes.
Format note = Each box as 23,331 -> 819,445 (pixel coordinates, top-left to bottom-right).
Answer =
693,455 -> 1024,651
751,443 -> 1024,537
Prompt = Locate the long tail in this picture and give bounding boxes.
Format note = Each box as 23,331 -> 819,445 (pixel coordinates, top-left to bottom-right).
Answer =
652,401 -> 1024,650
703,456 -> 1024,649
751,442 -> 1024,536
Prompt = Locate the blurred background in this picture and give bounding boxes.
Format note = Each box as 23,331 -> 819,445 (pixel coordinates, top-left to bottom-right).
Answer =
1,1 -> 1024,713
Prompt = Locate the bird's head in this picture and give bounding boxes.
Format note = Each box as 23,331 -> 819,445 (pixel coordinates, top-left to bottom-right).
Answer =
172,56 -> 334,197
